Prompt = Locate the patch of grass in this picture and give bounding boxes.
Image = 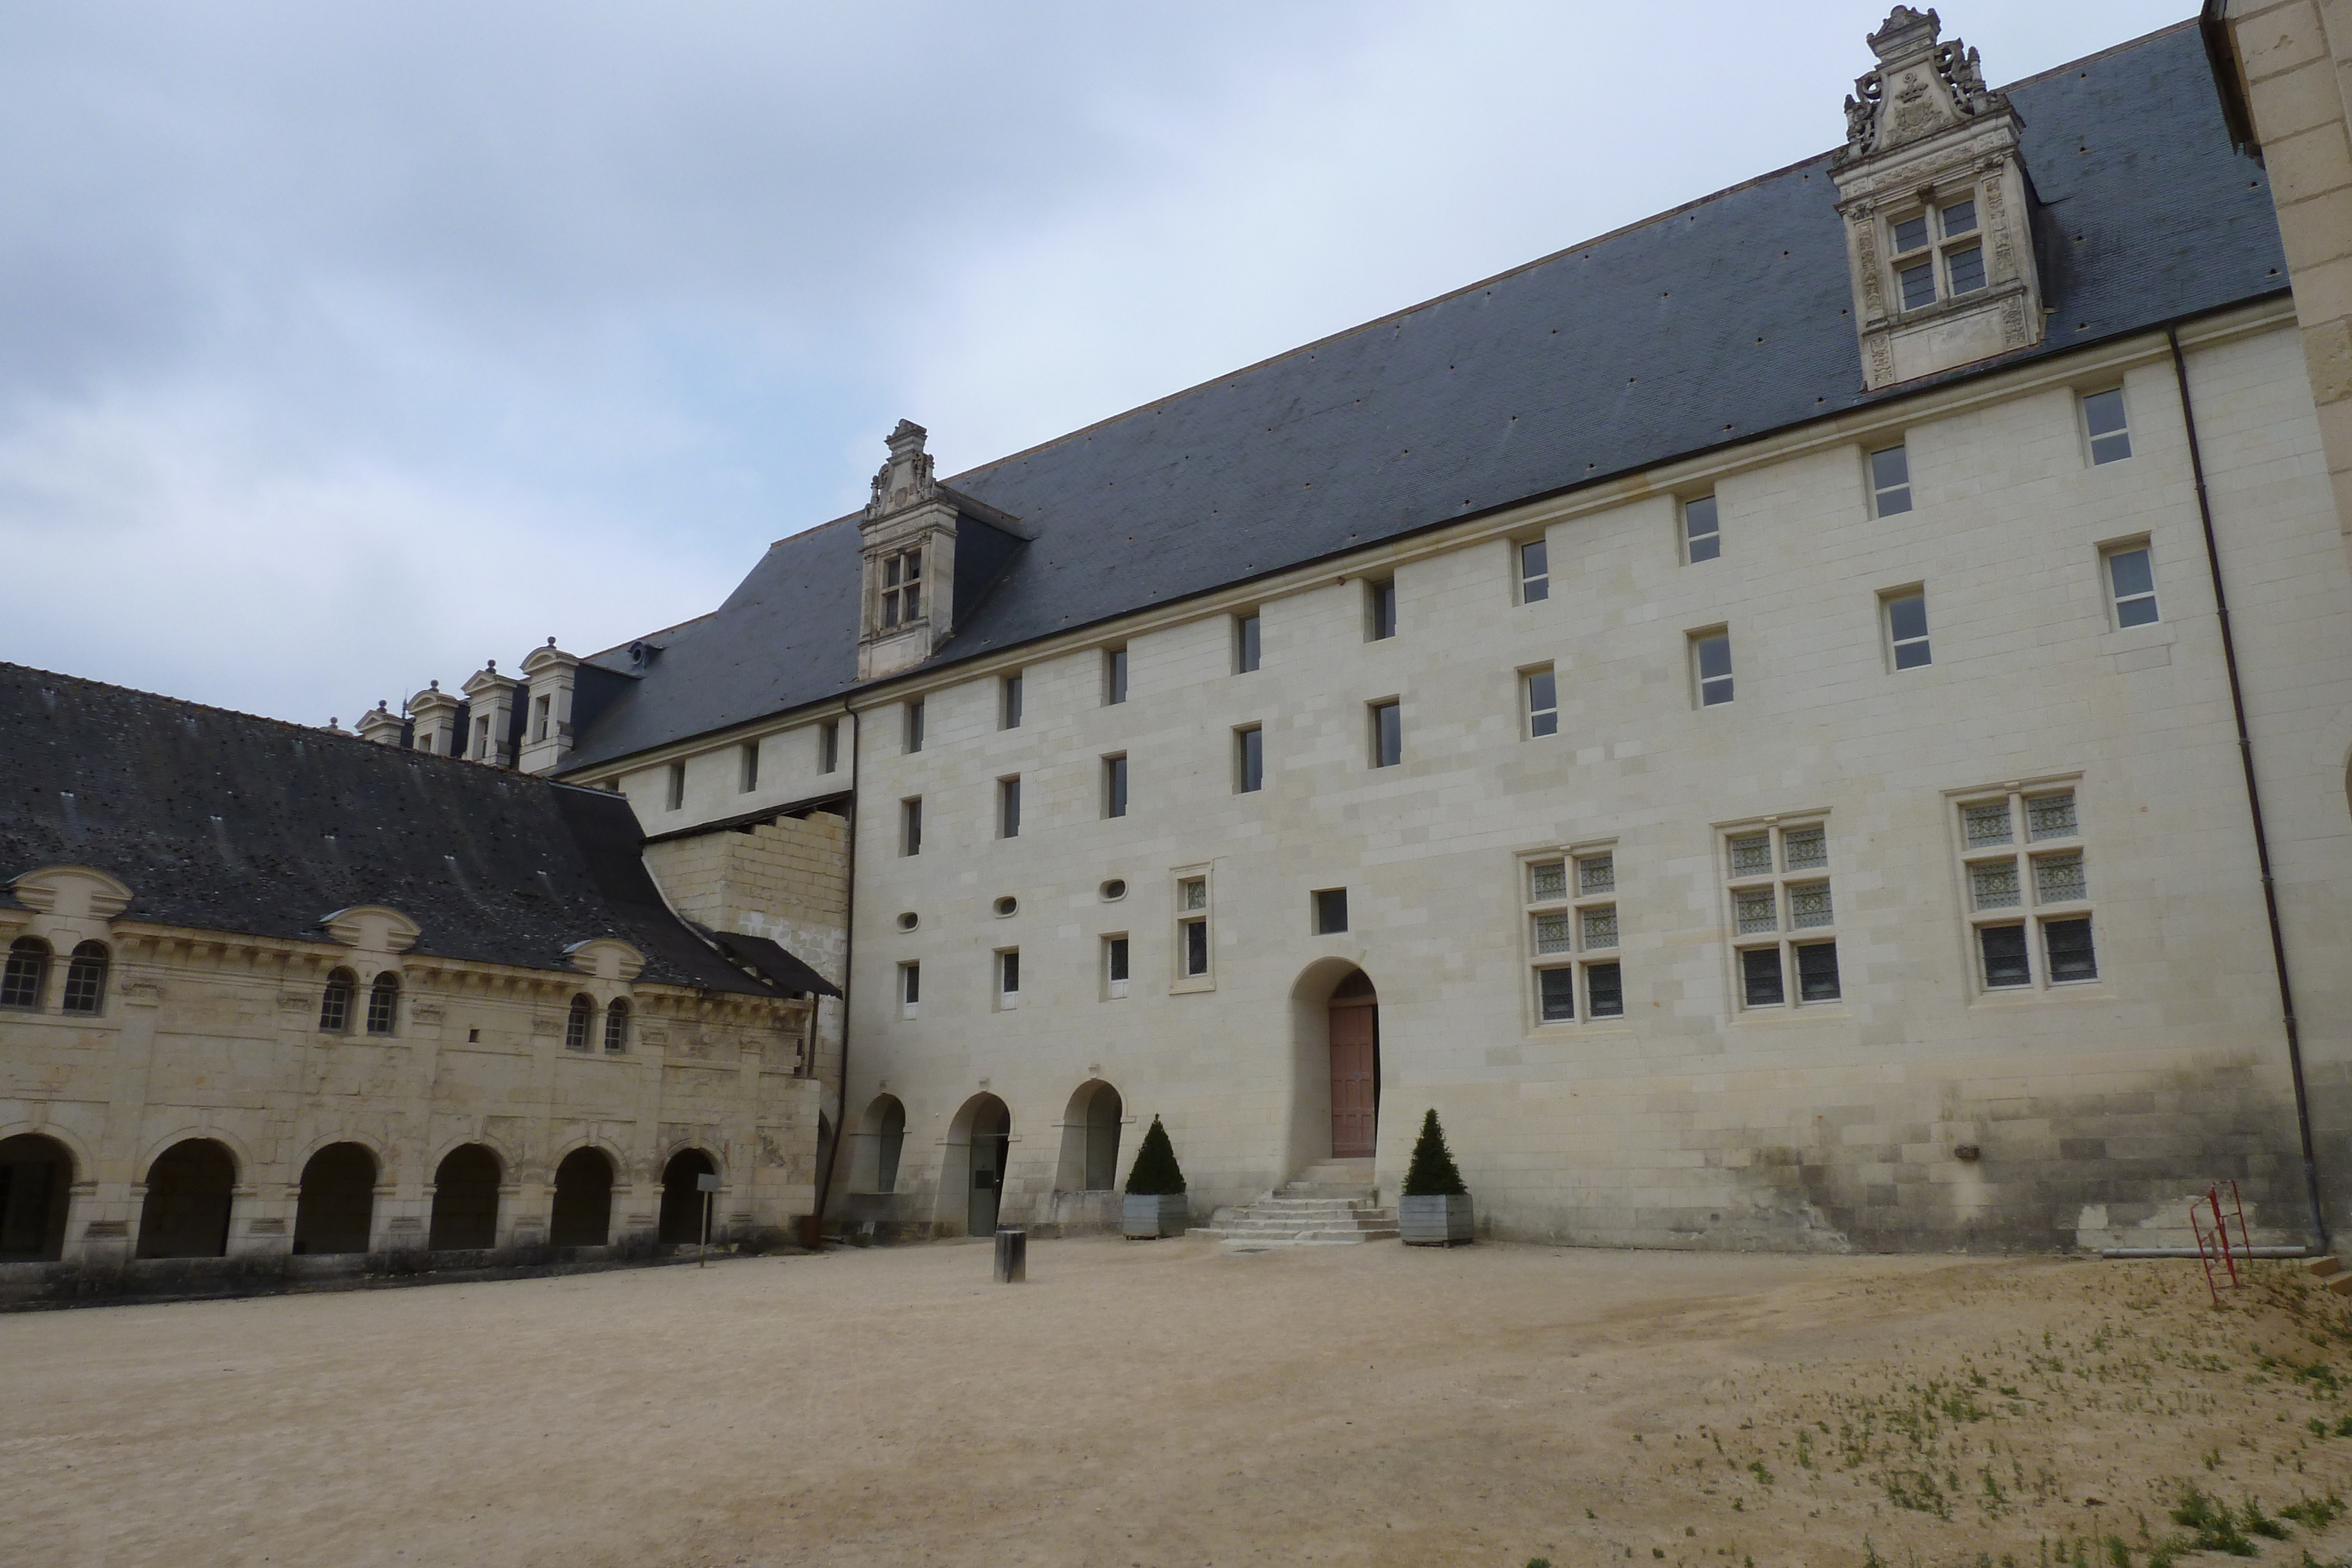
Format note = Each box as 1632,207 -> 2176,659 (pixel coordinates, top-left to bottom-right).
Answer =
2280,1489 -> 2344,1528
2169,1486 -> 2258,1557
2239,1497 -> 2289,1540
1746,1460 -> 1773,1486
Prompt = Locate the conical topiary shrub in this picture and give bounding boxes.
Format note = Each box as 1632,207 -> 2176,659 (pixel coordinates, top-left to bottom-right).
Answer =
1401,1108 -> 1466,1196
1399,1108 -> 1474,1245
1122,1116 -> 1189,1238
1124,1115 -> 1186,1195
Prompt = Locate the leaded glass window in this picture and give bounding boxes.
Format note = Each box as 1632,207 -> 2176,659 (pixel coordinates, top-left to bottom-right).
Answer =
1970,861 -> 2021,910
2033,851 -> 2087,904
1788,881 -> 1835,930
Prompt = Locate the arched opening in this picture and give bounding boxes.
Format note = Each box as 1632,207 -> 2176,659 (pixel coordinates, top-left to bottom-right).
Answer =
0,1133 -> 75,1261
939,1093 -> 1011,1237
61,942 -> 109,1015
603,998 -> 630,1053
548,1146 -> 614,1248
365,972 -> 400,1036
852,1095 -> 907,1193
564,994 -> 593,1051
429,1144 -> 502,1250
657,1148 -> 717,1243
136,1138 -> 237,1258
1285,962 -> 1381,1175
292,1142 -> 377,1255
2,937 -> 51,1009
319,969 -> 357,1033
1056,1081 -> 1123,1192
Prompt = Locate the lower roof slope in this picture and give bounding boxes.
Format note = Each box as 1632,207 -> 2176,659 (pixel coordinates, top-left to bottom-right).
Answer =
0,664 -> 779,997
563,21 -> 2286,771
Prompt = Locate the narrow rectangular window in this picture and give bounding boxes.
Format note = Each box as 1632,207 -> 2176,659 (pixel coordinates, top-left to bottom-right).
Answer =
1683,494 -> 1720,563
1235,613 -> 1261,674
998,948 -> 1020,1004
2044,917 -> 2098,983
1001,673 -> 1023,730
1367,579 -> 1397,641
1740,947 -> 1785,1008
1944,244 -> 1984,296
1524,668 -> 1558,738
1538,967 -> 1577,1023
1692,631 -> 1733,707
1940,198 -> 1977,238
1795,941 -> 1841,1002
1314,888 -> 1349,935
2106,545 -> 2158,627
1182,918 -> 1208,977
1177,874 -> 1210,981
899,961 -> 920,1015
1235,726 -> 1264,793
1370,700 -> 1401,767
474,715 -> 491,760
532,694 -> 551,743
1893,213 -> 1930,254
1105,935 -> 1130,999
1103,754 -> 1128,819
1870,445 -> 1912,516
2084,389 -> 2132,464
665,761 -> 684,811
900,797 -> 923,857
1518,539 -> 1550,603
904,698 -> 924,754
1885,590 -> 1930,670
998,777 -> 1021,839
820,720 -> 840,773
1979,925 -> 2030,988
1585,961 -> 1623,1019
1104,646 -> 1128,706
1897,260 -> 1937,310
738,741 -> 760,793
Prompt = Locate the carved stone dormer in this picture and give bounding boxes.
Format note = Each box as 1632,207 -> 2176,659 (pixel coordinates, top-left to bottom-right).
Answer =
518,640 -> 579,775
857,420 -> 958,681
1832,7 -> 2042,389
409,681 -> 463,757
461,662 -> 521,767
355,701 -> 406,747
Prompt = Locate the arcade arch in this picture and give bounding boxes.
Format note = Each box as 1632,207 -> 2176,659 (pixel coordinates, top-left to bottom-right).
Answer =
851,1095 -> 907,1194
292,1142 -> 377,1254
1055,1081 -> 1123,1192
136,1138 -> 237,1259
939,1093 -> 1011,1237
657,1148 -> 717,1244
428,1144 -> 502,1250
0,1132 -> 74,1261
548,1146 -> 614,1248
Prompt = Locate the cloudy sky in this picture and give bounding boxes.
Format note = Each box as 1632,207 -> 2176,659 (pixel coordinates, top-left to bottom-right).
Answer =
1,1 -> 2198,726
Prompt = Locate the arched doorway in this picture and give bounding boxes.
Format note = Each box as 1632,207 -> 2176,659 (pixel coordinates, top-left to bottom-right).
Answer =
941,1094 -> 1012,1237
292,1142 -> 377,1255
429,1144 -> 502,1250
1328,969 -> 1380,1159
853,1095 -> 907,1193
136,1139 -> 236,1258
548,1146 -> 614,1248
0,1134 -> 74,1261
1056,1081 -> 1123,1192
657,1149 -> 717,1243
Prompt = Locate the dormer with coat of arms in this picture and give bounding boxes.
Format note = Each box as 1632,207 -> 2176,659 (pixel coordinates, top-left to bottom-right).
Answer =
1832,6 -> 2044,389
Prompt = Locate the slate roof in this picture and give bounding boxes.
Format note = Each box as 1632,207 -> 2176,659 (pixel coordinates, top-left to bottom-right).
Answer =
0,663 -> 783,995
562,20 -> 2287,772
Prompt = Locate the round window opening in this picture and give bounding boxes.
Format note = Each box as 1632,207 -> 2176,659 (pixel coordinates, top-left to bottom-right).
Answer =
895,911 -> 918,932
993,896 -> 1018,918
1100,878 -> 1128,901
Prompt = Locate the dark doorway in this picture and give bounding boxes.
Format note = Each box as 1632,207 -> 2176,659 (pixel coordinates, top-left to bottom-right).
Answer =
292,1142 -> 377,1255
657,1149 -> 716,1244
1057,1081 -> 1122,1191
136,1139 -> 236,1258
429,1144 -> 502,1250
1328,969 -> 1379,1159
0,1134 -> 74,1261
549,1147 -> 614,1248
964,1095 -> 1011,1236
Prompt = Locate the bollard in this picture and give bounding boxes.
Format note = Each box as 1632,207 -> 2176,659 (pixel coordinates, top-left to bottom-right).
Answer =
993,1226 -> 1027,1283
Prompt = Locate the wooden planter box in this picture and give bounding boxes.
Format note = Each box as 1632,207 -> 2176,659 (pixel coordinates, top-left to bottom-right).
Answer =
1122,1192 -> 1188,1239
1399,1193 -> 1475,1246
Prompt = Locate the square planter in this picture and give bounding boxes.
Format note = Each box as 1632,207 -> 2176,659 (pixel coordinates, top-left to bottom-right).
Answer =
1122,1192 -> 1188,1239
1399,1192 -> 1475,1246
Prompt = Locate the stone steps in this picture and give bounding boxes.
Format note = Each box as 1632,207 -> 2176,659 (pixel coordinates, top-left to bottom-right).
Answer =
1192,1185 -> 1398,1247
2306,1256 -> 2352,1295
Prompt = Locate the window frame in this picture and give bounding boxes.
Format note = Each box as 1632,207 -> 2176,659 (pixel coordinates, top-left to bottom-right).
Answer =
61,941 -> 108,1016
1886,193 -> 1985,313
1234,612 -> 1262,675
1172,865 -> 1214,992
2102,540 -> 2159,630
1682,494 -> 1721,564
365,971 -> 402,1037
1869,443 -> 1913,517
1104,646 -> 1128,706
318,967 -> 356,1034
1369,699 -> 1402,768
1950,780 -> 2100,997
564,992 -> 593,1051
1516,537 -> 1550,604
1001,672 -> 1024,731
1235,724 -> 1264,794
603,997 -> 630,1054
900,797 -> 923,857
1882,586 -> 1931,671
1366,577 -> 1398,641
1690,628 -> 1733,708
1102,934 -> 1130,1000
997,775 -> 1021,840
1521,844 -> 1621,1027
898,961 -> 921,1019
1720,819 -> 1842,1015
1522,665 -> 1558,739
1102,753 -> 1128,820
1312,887 -> 1349,936
665,761 -> 685,813
995,947 -> 1021,1010
903,698 -> 924,754
1,936 -> 50,1010
880,545 -> 923,628
2082,386 -> 2132,465
737,741 -> 760,794
819,719 -> 840,774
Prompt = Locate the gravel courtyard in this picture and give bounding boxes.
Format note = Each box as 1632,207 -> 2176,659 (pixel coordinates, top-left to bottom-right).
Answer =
13,1236 -> 2352,1567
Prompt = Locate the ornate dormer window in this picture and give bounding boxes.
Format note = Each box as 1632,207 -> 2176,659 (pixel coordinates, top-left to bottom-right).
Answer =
854,420 -> 1030,681
1832,7 -> 2042,389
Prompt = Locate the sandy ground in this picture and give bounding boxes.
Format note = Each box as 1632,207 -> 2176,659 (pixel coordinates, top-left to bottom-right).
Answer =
13,1238 -> 2352,1568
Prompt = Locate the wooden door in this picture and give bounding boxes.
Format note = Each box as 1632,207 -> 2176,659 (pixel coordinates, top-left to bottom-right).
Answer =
1328,1003 -> 1378,1158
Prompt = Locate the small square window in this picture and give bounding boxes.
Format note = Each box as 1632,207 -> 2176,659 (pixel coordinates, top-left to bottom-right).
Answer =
1683,494 -> 1720,563
1235,613 -> 1261,674
900,797 -> 923,857
1741,947 -> 1785,1007
1103,754 -> 1128,820
1314,888 -> 1349,935
998,777 -> 1021,840
1780,825 -> 1827,871
1519,539 -> 1549,603
1939,198 -> 1977,238
1538,966 -> 1577,1023
1787,881 -> 1834,930
2044,917 -> 2097,983
2033,851 -> 2087,904
1579,904 -> 1618,950
1180,877 -> 1207,912
1532,911 -> 1573,955
1692,631 -> 1733,707
1885,591 -> 1931,670
1585,961 -> 1624,1019
1969,860 -> 2022,911
1897,260 -> 1937,310
1892,214 -> 1930,254
1001,673 -> 1024,730
1528,860 -> 1567,902
1726,833 -> 1772,878
1945,244 -> 1984,296
2026,791 -> 2078,841
1368,579 -> 1397,641
1979,925 -> 2030,988
1795,941 -> 1841,1002
1235,726 -> 1264,793
1733,887 -> 1778,935
1578,854 -> 1614,895
2084,389 -> 2132,464
2106,546 -> 2158,627
1104,646 -> 1128,706
1870,445 -> 1912,516
904,699 -> 925,754
1371,700 -> 1402,767
1962,800 -> 2012,848
1524,667 -> 1558,738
